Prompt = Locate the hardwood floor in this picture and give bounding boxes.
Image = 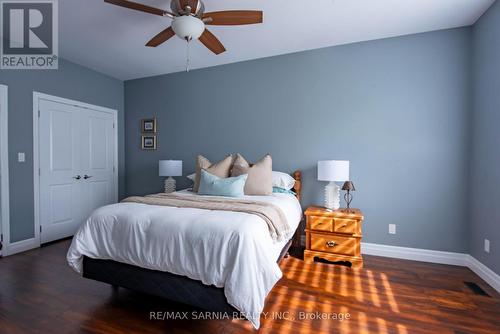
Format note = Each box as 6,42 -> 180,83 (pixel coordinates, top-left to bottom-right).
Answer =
1,240 -> 499,334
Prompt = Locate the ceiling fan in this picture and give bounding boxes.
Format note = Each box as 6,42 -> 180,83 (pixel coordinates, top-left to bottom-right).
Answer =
104,0 -> 263,55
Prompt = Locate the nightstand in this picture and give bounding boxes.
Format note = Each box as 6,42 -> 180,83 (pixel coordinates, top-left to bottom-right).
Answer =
304,206 -> 364,269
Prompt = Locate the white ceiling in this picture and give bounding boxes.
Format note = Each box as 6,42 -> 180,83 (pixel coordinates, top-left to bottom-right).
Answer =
59,0 -> 495,80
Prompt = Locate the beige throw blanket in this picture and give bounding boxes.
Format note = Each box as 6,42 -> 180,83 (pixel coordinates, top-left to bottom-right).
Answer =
122,193 -> 292,242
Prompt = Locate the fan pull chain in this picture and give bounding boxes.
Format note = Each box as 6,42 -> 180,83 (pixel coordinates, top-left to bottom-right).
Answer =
186,40 -> 191,72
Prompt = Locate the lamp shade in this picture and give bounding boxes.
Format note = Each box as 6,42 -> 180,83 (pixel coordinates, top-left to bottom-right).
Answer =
342,181 -> 355,191
159,160 -> 182,177
318,160 -> 350,182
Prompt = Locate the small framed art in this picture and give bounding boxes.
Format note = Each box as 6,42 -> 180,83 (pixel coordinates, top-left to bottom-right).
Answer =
141,118 -> 157,133
141,135 -> 157,150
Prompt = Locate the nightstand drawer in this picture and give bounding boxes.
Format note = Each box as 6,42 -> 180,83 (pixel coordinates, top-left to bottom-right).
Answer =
334,218 -> 359,235
310,233 -> 357,256
307,216 -> 333,232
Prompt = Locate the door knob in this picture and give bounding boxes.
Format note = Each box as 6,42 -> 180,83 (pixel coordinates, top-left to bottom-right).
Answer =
84,175 -> 93,180
73,175 -> 81,180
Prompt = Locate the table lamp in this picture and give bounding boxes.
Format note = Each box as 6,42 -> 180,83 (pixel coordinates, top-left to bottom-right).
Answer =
159,160 -> 182,193
318,160 -> 350,210
342,181 -> 356,212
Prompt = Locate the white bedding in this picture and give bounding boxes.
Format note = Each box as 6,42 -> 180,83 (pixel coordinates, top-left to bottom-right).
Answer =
67,190 -> 302,329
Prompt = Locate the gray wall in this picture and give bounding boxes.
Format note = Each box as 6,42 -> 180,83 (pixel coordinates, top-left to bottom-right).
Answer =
0,59 -> 125,243
125,28 -> 472,253
470,0 -> 500,275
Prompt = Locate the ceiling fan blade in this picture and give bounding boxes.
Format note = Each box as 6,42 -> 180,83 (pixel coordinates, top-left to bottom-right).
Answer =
203,10 -> 263,26
179,0 -> 199,13
146,27 -> 176,47
199,29 -> 226,55
104,0 -> 168,17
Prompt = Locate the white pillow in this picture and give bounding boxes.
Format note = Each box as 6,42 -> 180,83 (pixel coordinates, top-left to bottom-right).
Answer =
272,171 -> 296,190
187,173 -> 196,182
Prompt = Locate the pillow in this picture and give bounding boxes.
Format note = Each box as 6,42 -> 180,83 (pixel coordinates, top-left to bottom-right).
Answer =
273,187 -> 296,195
187,173 -> 196,182
193,155 -> 233,192
272,171 -> 296,190
198,169 -> 248,197
231,154 -> 273,195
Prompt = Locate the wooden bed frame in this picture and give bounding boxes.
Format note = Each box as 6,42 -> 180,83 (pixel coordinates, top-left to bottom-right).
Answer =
82,171 -> 302,313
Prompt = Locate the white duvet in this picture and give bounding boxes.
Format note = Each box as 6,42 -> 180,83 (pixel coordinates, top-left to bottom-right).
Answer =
67,190 -> 302,329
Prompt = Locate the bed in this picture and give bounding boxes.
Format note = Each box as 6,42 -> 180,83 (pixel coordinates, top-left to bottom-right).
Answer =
67,171 -> 302,329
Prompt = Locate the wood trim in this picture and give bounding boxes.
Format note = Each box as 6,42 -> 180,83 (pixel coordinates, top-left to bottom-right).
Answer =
292,170 -> 301,202
0,85 -> 9,256
306,228 -> 362,239
305,206 -> 363,219
304,250 -> 363,269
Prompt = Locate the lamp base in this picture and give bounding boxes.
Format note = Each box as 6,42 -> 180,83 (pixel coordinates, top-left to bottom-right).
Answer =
324,182 -> 340,210
164,177 -> 176,193
344,190 -> 353,210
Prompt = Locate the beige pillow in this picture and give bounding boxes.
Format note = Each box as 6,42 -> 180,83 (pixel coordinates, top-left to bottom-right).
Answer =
193,155 -> 233,192
231,154 -> 273,195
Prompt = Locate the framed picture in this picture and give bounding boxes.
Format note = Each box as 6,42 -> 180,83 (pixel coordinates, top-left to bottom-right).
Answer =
141,135 -> 157,150
141,118 -> 156,133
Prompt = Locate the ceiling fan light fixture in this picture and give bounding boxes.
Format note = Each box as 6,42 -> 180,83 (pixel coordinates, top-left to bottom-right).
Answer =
172,15 -> 205,41
105,0 -> 263,55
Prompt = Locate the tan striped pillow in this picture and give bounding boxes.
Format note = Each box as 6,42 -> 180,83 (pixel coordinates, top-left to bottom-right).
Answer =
231,154 -> 273,195
193,155 -> 233,192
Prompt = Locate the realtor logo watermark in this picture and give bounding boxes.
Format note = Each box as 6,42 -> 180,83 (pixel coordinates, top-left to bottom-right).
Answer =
1,0 -> 58,69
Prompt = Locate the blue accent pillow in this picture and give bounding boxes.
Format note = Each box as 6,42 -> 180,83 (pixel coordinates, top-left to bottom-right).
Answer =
198,169 -> 248,197
273,187 -> 296,195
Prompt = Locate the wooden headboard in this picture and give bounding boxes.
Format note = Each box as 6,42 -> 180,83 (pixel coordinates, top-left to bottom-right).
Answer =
293,171 -> 302,202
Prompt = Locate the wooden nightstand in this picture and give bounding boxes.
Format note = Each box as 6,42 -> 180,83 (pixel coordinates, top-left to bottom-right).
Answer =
304,206 -> 364,269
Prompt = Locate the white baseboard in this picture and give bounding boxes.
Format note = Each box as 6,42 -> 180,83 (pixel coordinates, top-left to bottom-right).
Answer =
5,237 -> 39,256
362,242 -> 500,293
466,255 -> 500,293
361,242 -> 468,266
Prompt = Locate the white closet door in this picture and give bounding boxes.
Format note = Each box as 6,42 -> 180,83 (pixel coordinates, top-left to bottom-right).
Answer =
39,100 -> 116,243
80,108 -> 116,214
39,100 -> 83,243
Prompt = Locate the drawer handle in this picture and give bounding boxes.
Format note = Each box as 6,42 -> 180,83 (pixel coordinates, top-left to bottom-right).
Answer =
340,224 -> 348,228
326,241 -> 337,247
